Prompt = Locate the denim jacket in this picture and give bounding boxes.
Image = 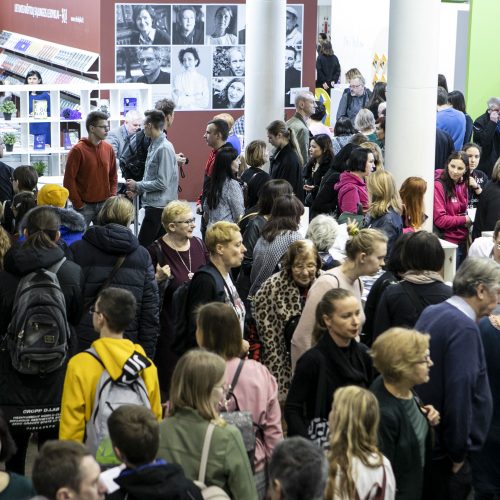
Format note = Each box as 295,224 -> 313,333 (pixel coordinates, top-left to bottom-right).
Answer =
136,135 -> 178,208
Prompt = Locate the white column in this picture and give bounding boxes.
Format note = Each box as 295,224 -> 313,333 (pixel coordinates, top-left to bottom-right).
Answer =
385,0 -> 440,232
244,0 -> 286,146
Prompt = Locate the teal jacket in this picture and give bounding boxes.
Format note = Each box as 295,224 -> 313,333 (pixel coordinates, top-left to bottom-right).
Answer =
157,408 -> 258,500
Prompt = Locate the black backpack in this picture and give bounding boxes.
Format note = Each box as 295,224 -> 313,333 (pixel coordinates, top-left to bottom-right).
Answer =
7,257 -> 70,375
171,265 -> 233,357
119,129 -> 151,181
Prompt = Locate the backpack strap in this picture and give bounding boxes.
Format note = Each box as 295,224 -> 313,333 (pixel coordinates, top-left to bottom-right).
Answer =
198,423 -> 216,484
225,359 -> 244,410
201,266 -> 235,307
400,281 -> 426,317
84,347 -> 104,367
47,257 -> 66,274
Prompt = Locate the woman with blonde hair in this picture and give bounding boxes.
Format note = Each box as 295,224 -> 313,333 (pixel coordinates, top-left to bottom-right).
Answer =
399,177 -> 427,232
148,200 -> 208,396
267,120 -> 304,200
325,386 -> 396,499
196,303 -> 282,497
291,228 -> 387,367
364,170 -> 403,256
0,226 -> 11,270
157,349 -> 258,499
70,196 -> 159,356
240,140 -> 271,209
285,289 -> 375,449
360,141 -> 384,170
370,328 -> 440,500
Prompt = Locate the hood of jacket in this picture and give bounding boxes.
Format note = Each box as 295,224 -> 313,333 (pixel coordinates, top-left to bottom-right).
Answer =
19,207 -> 86,234
4,243 -> 66,276
92,337 -> 150,382
115,461 -> 200,500
335,171 -> 366,190
82,223 -> 139,255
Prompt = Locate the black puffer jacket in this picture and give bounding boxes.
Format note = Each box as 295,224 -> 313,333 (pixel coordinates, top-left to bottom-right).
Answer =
69,223 -> 159,357
0,244 -> 83,408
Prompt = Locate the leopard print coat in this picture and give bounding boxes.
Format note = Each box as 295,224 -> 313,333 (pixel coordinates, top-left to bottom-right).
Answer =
253,270 -> 304,401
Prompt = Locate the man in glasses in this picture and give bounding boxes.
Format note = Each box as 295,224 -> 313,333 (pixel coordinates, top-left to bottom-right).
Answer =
336,73 -> 372,122
136,47 -> 170,85
64,111 -> 118,227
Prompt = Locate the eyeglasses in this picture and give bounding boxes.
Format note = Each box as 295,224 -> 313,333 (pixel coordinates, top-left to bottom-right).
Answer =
292,263 -> 317,272
93,125 -> 110,131
89,305 -> 101,315
138,57 -> 158,64
174,218 -> 196,225
350,83 -> 363,89
415,354 -> 432,365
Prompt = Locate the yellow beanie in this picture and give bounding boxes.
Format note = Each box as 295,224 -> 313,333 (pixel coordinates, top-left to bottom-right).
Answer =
37,184 -> 69,208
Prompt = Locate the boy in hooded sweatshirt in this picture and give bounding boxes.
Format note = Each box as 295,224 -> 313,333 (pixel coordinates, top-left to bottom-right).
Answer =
59,287 -> 162,445
106,405 -> 202,500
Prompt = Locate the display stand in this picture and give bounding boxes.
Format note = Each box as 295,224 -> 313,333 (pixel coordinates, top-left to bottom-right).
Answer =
0,83 -> 152,175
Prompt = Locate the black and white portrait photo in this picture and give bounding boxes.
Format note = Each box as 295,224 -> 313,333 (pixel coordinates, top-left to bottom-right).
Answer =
172,5 -> 205,45
171,46 -> 212,109
213,77 -> 245,109
116,46 -> 171,85
205,5 -> 238,45
285,45 -> 302,107
286,5 -> 303,47
213,46 -> 245,77
116,4 -> 171,46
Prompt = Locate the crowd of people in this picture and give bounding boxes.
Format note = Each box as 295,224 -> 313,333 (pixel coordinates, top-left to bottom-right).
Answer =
0,66 -> 499,500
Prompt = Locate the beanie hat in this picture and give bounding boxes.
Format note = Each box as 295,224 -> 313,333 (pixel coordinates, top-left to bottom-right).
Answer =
37,184 -> 69,208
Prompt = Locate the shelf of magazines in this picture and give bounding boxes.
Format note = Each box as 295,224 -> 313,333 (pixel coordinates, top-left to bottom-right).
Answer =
0,83 -> 152,175
0,30 -> 98,74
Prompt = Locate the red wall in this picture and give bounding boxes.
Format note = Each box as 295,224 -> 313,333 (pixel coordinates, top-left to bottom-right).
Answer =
0,0 -> 101,53
101,0 -> 317,200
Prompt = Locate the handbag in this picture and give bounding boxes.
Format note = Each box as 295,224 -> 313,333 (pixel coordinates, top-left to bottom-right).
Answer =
355,463 -> 387,500
306,352 -> 330,450
194,423 -> 231,499
220,359 -> 258,471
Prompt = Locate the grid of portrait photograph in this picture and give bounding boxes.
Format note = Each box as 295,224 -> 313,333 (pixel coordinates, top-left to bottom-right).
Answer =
115,3 -> 304,110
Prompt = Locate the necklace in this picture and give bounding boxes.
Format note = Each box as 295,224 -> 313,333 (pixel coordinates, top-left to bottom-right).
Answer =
164,235 -> 193,279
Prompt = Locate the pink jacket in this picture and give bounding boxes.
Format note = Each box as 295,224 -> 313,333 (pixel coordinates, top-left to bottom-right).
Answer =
225,358 -> 283,472
335,171 -> 368,214
433,170 -> 468,244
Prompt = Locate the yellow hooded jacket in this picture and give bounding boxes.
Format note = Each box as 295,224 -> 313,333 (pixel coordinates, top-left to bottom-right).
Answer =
59,337 -> 162,442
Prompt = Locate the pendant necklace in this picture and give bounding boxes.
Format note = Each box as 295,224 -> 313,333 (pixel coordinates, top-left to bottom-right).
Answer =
175,247 -> 193,279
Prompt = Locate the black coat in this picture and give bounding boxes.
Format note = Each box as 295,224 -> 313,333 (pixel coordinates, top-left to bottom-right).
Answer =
315,53 -> 341,90
310,167 -> 341,219
240,166 -> 270,209
371,376 -> 433,500
285,333 -> 374,438
0,244 -> 83,409
473,112 -> 500,177
107,461 -> 202,500
270,143 -> 304,201
372,280 -> 452,341
303,155 -> 334,205
69,223 -> 159,357
472,181 -> 500,239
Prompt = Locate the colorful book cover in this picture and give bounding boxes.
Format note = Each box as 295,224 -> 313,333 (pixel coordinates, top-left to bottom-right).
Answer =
33,99 -> 48,119
34,134 -> 46,150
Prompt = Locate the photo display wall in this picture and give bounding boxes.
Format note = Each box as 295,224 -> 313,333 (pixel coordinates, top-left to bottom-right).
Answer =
115,4 -> 304,110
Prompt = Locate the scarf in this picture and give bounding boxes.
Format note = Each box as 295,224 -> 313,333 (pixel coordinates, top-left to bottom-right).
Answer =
402,270 -> 444,284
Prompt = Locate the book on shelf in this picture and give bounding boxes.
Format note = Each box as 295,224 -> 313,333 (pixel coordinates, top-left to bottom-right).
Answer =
63,129 -> 79,150
123,97 -> 137,114
32,99 -> 48,119
34,134 -> 46,150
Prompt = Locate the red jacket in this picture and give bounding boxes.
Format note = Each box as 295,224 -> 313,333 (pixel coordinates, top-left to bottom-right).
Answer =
433,169 -> 468,244
335,171 -> 368,214
63,138 -> 117,209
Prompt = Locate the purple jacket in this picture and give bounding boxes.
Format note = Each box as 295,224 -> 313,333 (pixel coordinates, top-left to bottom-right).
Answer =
335,171 -> 368,214
433,169 -> 468,244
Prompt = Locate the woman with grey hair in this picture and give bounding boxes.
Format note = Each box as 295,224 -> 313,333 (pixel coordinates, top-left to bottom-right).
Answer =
354,108 -> 378,144
306,214 -> 340,270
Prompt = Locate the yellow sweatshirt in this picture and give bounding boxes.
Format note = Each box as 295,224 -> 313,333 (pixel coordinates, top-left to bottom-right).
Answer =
59,337 -> 162,442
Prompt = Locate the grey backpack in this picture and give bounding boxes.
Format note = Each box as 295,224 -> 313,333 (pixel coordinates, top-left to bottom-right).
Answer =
85,348 -> 152,466
7,257 -> 70,375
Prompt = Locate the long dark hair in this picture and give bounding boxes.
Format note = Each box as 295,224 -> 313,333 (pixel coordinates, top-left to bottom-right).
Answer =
257,179 -> 294,215
439,151 -> 470,199
304,134 -> 335,178
260,193 -> 304,242
367,82 -> 386,109
22,206 -> 60,249
207,147 -> 238,210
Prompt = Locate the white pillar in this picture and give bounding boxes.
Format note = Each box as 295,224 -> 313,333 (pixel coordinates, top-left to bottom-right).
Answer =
245,0 -> 286,146
385,0 -> 440,232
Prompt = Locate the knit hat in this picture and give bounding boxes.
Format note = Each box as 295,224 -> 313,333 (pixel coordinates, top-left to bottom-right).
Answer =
37,184 -> 69,208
